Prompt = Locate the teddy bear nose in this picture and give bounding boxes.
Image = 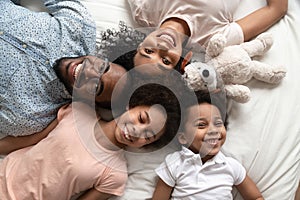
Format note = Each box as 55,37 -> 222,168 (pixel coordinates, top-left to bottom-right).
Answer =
202,69 -> 210,78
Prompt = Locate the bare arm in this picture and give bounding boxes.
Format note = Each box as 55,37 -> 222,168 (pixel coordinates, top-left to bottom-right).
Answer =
236,175 -> 264,200
0,119 -> 58,155
76,188 -> 113,200
152,178 -> 173,200
236,0 -> 288,41
295,181 -> 300,200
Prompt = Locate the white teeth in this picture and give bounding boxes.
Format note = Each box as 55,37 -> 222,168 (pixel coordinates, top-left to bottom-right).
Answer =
124,126 -> 130,140
160,34 -> 175,46
205,139 -> 219,145
74,64 -> 83,80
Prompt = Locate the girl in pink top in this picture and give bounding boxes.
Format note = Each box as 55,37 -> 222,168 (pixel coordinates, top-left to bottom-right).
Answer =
0,83 -> 182,200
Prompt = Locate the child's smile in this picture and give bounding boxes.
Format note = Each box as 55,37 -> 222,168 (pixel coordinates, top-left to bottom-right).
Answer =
180,102 -> 226,162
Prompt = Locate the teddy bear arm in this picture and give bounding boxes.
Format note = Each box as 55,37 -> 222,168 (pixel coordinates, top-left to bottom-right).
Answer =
206,34 -> 226,58
250,61 -> 287,84
240,32 -> 273,57
224,84 -> 251,103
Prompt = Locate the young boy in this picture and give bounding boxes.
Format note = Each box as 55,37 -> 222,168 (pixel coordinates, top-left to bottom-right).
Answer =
153,90 -> 264,200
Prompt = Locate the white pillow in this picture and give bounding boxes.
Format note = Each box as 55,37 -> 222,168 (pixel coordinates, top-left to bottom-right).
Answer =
81,0 -> 137,32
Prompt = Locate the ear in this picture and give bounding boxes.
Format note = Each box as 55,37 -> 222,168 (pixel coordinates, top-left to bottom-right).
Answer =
177,132 -> 188,145
180,51 -> 193,74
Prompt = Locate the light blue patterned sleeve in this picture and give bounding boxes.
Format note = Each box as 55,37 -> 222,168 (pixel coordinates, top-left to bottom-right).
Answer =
43,0 -> 94,22
42,0 -> 96,57
39,0 -> 96,63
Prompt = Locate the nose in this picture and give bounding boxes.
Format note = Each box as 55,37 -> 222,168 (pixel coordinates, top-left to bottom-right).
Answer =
202,69 -> 210,78
100,63 -> 127,97
76,58 -> 107,84
207,124 -> 220,136
207,130 -> 220,136
157,43 -> 169,51
128,125 -> 147,140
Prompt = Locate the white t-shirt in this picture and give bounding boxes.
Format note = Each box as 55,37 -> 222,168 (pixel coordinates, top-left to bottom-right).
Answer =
128,0 -> 244,49
155,146 -> 246,200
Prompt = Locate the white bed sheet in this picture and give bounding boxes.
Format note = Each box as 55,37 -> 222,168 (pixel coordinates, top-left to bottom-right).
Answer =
21,0 -> 300,199
224,0 -> 300,199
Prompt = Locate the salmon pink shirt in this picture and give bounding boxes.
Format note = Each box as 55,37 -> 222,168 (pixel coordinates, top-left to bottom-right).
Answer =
0,102 -> 127,200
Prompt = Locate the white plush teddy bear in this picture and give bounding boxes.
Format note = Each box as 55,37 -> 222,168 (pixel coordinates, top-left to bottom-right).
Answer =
183,32 -> 286,103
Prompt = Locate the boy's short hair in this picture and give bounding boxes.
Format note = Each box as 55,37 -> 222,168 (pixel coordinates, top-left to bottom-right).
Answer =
184,90 -> 228,128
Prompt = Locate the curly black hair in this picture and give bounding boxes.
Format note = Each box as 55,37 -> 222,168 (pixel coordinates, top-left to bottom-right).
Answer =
96,21 -> 145,70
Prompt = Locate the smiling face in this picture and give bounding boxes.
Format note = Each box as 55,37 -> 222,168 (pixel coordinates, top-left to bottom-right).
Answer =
114,105 -> 167,148
53,56 -> 127,107
134,28 -> 184,71
179,103 -> 226,162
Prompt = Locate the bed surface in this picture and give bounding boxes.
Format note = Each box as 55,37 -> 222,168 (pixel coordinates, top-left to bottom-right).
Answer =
21,0 -> 300,199
224,0 -> 300,199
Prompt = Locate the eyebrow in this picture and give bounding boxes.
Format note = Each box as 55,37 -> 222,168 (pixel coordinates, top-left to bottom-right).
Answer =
193,116 -> 222,122
193,117 -> 205,123
214,116 -> 223,121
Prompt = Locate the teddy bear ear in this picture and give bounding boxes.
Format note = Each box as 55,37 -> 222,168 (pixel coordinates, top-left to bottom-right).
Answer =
180,51 -> 193,74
